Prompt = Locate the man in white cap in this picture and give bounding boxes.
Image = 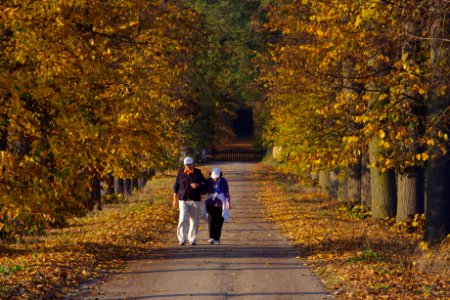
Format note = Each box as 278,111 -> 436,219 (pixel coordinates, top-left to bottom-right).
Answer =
173,156 -> 206,245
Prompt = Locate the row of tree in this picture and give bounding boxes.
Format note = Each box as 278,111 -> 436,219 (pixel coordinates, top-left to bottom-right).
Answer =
0,0 -> 237,237
257,0 -> 449,242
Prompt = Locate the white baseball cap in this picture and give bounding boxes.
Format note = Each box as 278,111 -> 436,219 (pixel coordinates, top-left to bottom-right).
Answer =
183,156 -> 194,165
211,167 -> 221,179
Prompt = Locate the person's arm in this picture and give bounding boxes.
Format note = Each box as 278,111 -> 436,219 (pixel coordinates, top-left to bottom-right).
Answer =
199,170 -> 207,190
190,169 -> 204,189
173,170 -> 180,207
222,178 -> 231,209
201,178 -> 210,195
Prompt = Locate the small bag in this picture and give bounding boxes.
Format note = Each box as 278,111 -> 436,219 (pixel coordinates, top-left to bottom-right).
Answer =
222,207 -> 229,223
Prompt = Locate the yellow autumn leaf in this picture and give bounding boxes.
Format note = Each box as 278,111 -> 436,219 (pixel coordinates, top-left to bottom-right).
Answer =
419,241 -> 429,251
354,15 -> 362,27
401,52 -> 409,62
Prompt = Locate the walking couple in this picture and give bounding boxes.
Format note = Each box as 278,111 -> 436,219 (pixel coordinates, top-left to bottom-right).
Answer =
172,157 -> 231,246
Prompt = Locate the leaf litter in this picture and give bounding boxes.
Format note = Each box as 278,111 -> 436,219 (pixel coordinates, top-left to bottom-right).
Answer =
254,163 -> 449,299
0,174 -> 177,299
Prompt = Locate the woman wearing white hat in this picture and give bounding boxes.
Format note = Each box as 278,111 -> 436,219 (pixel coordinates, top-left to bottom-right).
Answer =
204,167 -> 231,245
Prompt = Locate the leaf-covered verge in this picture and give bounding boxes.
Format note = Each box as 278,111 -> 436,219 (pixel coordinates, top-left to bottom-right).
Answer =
0,173 -> 177,299
254,163 -> 449,299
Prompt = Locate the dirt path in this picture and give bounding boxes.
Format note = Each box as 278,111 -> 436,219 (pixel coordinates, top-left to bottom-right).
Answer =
77,162 -> 330,300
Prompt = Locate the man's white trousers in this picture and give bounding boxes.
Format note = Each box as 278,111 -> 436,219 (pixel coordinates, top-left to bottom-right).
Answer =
177,200 -> 200,244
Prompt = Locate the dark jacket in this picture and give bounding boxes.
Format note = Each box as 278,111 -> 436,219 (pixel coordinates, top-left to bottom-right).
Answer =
173,167 -> 206,201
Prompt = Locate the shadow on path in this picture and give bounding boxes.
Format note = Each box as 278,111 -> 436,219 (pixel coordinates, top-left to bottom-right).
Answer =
100,291 -> 327,300
141,245 -> 299,260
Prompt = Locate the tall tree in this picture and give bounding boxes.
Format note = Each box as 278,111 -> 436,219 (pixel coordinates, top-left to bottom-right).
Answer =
258,0 -> 449,236
0,0 -> 204,234
424,0 -> 450,242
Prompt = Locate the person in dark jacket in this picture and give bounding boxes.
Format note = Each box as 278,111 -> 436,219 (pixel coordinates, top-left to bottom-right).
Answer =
204,167 -> 230,245
172,156 -> 206,245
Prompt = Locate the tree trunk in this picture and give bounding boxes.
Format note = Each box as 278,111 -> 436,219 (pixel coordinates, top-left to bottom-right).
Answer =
337,172 -> 348,202
318,171 -> 330,196
396,170 -> 419,222
125,179 -> 132,197
396,167 -> 425,223
361,160 -> 371,208
417,168 -> 425,214
341,58 -> 362,204
396,17 -> 426,224
132,178 -> 139,192
369,137 -> 397,219
347,160 -> 362,204
114,178 -> 124,195
105,173 -> 114,195
425,156 -> 450,242
329,170 -> 339,199
0,114 -> 7,151
138,178 -> 146,190
91,175 -> 101,209
367,51 -> 397,219
424,4 -> 450,243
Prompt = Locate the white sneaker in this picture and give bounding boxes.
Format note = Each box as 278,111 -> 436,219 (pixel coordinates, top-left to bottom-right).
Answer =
208,238 -> 214,244
214,240 -> 221,245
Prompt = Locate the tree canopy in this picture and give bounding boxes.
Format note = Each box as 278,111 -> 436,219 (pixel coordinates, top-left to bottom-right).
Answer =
0,0 -> 204,234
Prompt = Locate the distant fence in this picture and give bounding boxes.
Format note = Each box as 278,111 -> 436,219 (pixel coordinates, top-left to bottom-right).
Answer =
206,148 -> 266,162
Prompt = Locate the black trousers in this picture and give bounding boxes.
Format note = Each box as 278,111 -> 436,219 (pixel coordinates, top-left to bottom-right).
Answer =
207,205 -> 224,240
